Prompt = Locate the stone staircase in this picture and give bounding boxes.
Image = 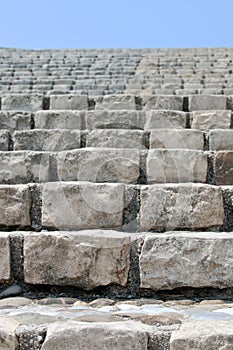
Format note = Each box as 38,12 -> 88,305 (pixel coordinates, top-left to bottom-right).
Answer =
0,48 -> 233,349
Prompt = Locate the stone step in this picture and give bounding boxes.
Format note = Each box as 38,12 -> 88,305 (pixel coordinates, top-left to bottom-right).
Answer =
208,129 -> 233,150
149,129 -> 204,149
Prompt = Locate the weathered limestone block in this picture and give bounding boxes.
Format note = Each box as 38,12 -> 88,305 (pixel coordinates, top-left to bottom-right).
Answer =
1,94 -> 43,112
191,110 -> 231,131
144,110 -> 187,130
140,232 -> 233,290
141,95 -> 183,110
150,129 -> 204,150
0,233 -> 11,281
0,111 -> 32,131
208,130 -> 233,150
214,151 -> 233,185
50,95 -> 88,110
0,151 -> 56,184
140,184 -> 224,231
0,317 -> 19,350
13,129 -> 81,151
42,182 -> 124,230
41,321 -> 149,350
94,95 -> 136,110
57,148 -> 140,183
34,110 -> 85,129
86,129 -> 147,149
0,130 -> 10,151
24,230 -> 131,289
189,95 -> 227,111
86,110 -> 144,130
0,185 -> 31,226
147,149 -> 207,183
170,320 -> 233,350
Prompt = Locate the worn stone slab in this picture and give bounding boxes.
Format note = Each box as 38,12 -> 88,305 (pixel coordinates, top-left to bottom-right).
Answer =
144,110 -> 187,130
50,95 -> 88,110
0,111 -> 32,131
150,129 -> 204,150
0,130 -> 10,151
140,232 -> 233,290
24,230 -> 131,289
1,94 -> 43,112
13,129 -> 81,151
214,151 -> 233,185
141,95 -> 183,110
94,95 -> 136,110
86,129 -> 147,149
0,185 -> 31,226
189,95 -> 227,111
42,182 -> 124,230
0,317 -> 19,350
34,110 -> 85,129
0,233 -> 10,281
208,129 -> 233,150
191,110 -> 231,131
170,320 -> 233,349
147,149 -> 207,183
140,184 -> 224,231
41,321 -> 149,350
86,110 -> 144,130
56,148 -> 140,183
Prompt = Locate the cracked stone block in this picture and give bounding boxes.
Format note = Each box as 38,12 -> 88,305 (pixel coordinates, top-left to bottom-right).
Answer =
208,130 -> 233,150
189,95 -> 227,111
0,111 -> 32,131
144,110 -> 187,130
34,110 -> 85,129
24,230 -> 131,289
42,182 -> 124,230
0,317 -> 19,350
191,110 -> 231,131
0,130 -> 10,151
50,95 -> 88,110
140,183 -> 224,231
1,94 -> 43,112
147,149 -> 207,183
140,232 -> 233,290
141,95 -> 183,110
215,151 -> 233,185
94,95 -> 136,110
0,233 -> 10,281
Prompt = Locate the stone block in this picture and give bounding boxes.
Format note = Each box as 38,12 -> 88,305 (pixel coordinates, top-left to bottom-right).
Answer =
214,151 -> 233,185
191,110 -> 231,131
1,94 -> 43,112
208,130 -> 233,150
0,233 -> 10,281
140,232 -> 233,290
0,130 -> 10,151
34,110 -> 85,129
42,182 -> 124,230
94,95 -> 136,110
141,95 -> 183,110
140,184 -> 224,231
56,149 -> 140,183
41,321 -> 148,350
144,110 -> 187,130
0,317 -> 19,350
147,149 -> 207,183
13,129 -> 81,151
170,320 -> 233,350
86,129 -> 147,149
150,129 -> 204,150
0,111 -> 32,131
0,185 -> 31,227
24,230 -> 131,289
86,110 -> 144,130
189,95 -> 227,111
50,95 -> 88,110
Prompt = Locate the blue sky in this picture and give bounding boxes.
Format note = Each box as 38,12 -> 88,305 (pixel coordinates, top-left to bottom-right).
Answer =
1,0 -> 233,49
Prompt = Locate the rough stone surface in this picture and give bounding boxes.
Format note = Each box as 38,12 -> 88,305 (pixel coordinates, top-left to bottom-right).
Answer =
140,184 -> 224,231
0,233 -> 10,281
140,232 -> 233,290
150,129 -> 204,150
24,230 -> 131,289
0,317 -> 19,350
1,94 -> 43,112
208,129 -> 233,150
170,320 -> 233,349
56,148 -> 140,183
0,131 -> 10,151
50,95 -> 88,110
0,185 -> 31,227
0,111 -> 32,131
13,129 -> 81,151
147,149 -> 207,183
95,95 -> 136,110
191,110 -> 231,131
214,151 -> 233,185
42,182 -> 124,230
34,110 -> 85,130
144,110 -> 187,130
141,95 -> 183,110
189,95 -> 227,111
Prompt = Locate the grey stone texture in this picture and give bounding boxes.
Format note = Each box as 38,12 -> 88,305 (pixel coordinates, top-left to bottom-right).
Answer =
0,317 -> 19,350
0,233 -> 11,281
50,95 -> 88,110
191,110 -> 231,131
0,111 -> 32,131
188,95 -> 227,111
0,130 -> 10,151
144,110 -> 187,130
94,95 -> 136,110
214,151 -> 233,185
1,94 -> 43,112
141,95 -> 183,110
208,129 -> 233,150
34,110 -> 85,130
